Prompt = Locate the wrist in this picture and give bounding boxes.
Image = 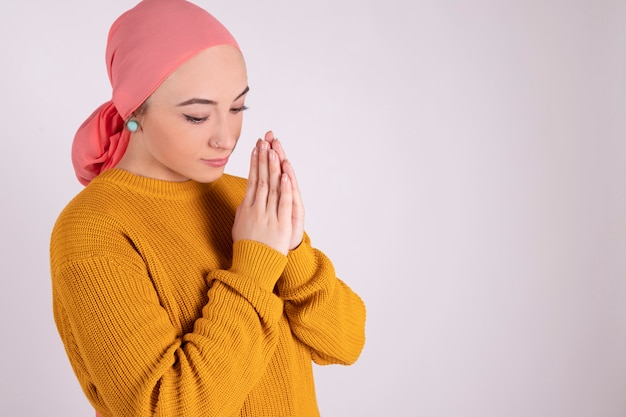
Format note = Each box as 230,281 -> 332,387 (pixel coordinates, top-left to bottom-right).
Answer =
230,240 -> 287,291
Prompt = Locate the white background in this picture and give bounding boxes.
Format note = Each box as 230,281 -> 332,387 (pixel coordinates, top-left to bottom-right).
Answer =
1,0 -> 625,416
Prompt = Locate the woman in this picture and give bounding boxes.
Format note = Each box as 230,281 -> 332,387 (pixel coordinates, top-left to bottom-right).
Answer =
50,0 -> 366,416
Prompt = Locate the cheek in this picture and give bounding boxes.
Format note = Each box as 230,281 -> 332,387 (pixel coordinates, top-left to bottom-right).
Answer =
145,118 -> 194,155
149,124 -> 177,150
232,115 -> 244,137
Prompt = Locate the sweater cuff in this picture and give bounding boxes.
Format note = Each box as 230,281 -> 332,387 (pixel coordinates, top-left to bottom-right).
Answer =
281,234 -> 318,290
229,239 -> 288,291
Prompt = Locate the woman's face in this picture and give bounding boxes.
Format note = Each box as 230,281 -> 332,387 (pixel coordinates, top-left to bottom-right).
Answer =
123,45 -> 248,183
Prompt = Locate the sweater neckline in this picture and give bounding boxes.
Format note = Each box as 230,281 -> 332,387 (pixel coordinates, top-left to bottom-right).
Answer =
93,168 -> 218,200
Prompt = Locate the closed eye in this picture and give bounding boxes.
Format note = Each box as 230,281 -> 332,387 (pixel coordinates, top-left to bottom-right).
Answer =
184,114 -> 208,124
230,106 -> 249,114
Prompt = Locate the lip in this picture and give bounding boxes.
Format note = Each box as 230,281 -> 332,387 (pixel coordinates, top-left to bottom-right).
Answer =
201,156 -> 229,168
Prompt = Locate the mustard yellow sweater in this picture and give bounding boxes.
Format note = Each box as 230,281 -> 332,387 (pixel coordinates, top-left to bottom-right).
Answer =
50,169 -> 366,417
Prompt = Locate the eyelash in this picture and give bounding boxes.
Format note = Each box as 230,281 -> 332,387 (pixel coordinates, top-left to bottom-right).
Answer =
231,105 -> 249,114
184,115 -> 208,124
183,106 -> 248,124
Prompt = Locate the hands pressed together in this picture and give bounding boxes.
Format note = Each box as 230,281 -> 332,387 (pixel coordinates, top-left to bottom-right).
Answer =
232,131 -> 304,255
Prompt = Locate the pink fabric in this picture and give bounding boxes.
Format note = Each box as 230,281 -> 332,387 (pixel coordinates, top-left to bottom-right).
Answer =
72,0 -> 239,185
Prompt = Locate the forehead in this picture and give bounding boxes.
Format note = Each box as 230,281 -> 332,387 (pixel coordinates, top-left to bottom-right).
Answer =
153,45 -> 248,101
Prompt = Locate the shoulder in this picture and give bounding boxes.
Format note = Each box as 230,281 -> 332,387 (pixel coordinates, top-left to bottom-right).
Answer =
53,175 -> 134,231
50,180 -> 140,267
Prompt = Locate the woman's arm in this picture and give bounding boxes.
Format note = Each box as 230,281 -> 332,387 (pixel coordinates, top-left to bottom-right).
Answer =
277,234 -> 367,365
259,131 -> 366,364
53,239 -> 286,417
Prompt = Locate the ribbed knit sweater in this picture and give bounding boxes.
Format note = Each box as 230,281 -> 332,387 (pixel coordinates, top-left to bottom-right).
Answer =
50,168 -> 366,417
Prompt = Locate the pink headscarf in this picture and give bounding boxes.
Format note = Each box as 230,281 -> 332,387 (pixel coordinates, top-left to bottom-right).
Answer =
72,0 -> 239,185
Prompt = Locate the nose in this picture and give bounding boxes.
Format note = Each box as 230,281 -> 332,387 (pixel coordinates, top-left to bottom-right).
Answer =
210,112 -> 238,151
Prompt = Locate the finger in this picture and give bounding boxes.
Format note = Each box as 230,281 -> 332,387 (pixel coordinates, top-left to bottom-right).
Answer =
266,148 -> 282,212
282,158 -> 304,219
281,159 -> 305,250
264,130 -> 275,143
270,138 -> 287,163
281,159 -> 300,194
255,140 -> 270,208
278,173 -> 293,226
242,142 -> 260,206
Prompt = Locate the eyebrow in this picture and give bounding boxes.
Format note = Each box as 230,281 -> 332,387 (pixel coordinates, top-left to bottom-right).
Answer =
176,86 -> 250,106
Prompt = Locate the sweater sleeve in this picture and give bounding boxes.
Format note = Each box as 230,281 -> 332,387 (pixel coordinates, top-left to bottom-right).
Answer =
276,233 -> 366,365
52,239 -> 286,417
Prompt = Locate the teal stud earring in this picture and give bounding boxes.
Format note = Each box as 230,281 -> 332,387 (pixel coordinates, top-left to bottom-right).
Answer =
126,119 -> 139,132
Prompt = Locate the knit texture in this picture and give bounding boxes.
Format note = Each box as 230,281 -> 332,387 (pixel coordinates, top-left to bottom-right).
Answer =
50,169 -> 366,417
